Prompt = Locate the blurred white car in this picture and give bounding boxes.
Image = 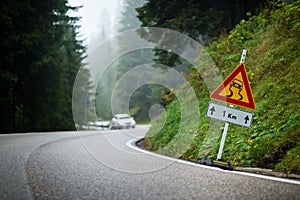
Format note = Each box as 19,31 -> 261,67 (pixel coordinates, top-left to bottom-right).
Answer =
94,118 -> 110,128
111,114 -> 136,129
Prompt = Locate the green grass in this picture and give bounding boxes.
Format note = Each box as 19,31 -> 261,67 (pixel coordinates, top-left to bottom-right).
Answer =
144,1 -> 300,174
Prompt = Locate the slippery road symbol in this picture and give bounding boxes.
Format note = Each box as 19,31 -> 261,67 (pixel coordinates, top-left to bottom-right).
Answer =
226,78 -> 243,100
210,63 -> 256,110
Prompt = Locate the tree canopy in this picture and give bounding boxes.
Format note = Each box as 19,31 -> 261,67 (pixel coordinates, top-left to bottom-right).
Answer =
0,0 -> 89,132
137,0 -> 266,43
136,0 -> 267,66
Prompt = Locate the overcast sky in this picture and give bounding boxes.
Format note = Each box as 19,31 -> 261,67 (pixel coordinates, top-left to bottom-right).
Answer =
68,0 -> 123,44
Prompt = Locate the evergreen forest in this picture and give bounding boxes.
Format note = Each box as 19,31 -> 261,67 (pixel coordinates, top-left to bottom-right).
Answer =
0,0 -> 89,132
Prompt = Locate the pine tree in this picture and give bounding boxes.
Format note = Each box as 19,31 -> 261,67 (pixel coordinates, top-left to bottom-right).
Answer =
0,0 -> 89,132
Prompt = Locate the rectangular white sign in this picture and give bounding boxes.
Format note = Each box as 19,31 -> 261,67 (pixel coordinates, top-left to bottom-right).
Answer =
206,102 -> 253,128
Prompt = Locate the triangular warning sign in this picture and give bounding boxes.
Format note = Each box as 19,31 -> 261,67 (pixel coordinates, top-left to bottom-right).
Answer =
210,63 -> 256,110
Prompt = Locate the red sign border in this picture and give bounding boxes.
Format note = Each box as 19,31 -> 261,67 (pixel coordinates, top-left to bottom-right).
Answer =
210,63 -> 256,110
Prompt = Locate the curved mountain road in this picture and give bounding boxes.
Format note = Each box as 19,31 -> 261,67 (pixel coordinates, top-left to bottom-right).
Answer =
1,125 -> 299,199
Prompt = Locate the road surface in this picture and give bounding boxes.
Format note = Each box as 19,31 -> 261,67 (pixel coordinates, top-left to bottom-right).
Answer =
1,125 -> 300,199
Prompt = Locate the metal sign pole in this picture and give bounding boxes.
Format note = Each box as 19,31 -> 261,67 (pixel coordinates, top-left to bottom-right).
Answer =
217,105 -> 232,160
216,50 -> 247,160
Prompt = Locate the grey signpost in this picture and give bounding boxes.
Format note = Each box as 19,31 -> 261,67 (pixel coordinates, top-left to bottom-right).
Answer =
217,49 -> 247,160
200,50 -> 251,169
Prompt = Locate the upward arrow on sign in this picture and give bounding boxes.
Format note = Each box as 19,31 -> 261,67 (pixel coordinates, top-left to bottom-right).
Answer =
210,106 -> 215,115
210,63 -> 256,110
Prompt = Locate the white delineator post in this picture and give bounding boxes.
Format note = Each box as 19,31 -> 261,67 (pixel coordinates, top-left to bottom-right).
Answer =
240,49 -> 247,63
216,49 -> 247,160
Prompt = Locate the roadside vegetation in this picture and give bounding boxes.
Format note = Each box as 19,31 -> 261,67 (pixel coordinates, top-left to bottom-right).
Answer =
144,1 -> 300,174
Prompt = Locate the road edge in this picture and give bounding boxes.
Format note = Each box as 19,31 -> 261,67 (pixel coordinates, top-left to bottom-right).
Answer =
127,137 -> 300,186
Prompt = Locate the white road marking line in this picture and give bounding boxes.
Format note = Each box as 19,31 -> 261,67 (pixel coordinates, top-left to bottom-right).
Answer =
127,138 -> 300,186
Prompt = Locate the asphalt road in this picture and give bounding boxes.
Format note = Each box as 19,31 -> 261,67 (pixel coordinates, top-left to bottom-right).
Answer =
1,125 -> 300,199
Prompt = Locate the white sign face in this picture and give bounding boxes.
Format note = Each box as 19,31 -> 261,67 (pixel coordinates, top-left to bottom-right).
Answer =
206,102 -> 253,128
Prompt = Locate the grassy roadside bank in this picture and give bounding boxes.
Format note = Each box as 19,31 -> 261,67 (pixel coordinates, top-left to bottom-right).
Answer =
143,1 -> 300,174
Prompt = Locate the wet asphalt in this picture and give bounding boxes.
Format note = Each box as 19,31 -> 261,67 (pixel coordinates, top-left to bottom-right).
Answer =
1,126 -> 300,199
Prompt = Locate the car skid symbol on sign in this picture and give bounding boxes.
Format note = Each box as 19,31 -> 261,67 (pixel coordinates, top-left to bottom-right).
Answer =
226,78 -> 243,100
210,63 -> 256,110
206,102 -> 253,128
